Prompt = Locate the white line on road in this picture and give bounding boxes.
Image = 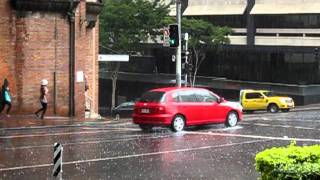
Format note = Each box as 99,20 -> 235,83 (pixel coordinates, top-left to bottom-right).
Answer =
243,117 -> 320,123
0,128 -> 140,139
251,123 -> 269,126
184,131 -> 320,142
0,139 -> 267,172
4,134 -> 172,150
240,122 -> 319,131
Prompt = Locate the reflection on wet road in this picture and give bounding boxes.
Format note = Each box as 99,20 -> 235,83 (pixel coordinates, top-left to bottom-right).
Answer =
0,110 -> 320,179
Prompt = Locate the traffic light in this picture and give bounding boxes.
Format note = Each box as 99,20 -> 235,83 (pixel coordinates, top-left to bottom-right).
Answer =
169,24 -> 179,48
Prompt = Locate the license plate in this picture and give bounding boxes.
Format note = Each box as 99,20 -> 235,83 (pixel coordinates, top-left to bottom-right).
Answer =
141,108 -> 150,113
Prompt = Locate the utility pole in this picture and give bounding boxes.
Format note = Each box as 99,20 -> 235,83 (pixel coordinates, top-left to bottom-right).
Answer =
184,33 -> 189,87
176,0 -> 182,87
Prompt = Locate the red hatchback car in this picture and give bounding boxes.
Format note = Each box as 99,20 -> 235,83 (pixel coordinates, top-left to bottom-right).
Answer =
133,87 -> 243,132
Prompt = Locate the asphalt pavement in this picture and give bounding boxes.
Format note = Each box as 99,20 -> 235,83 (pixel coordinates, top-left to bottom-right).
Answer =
1,104 -> 320,129
0,104 -> 320,180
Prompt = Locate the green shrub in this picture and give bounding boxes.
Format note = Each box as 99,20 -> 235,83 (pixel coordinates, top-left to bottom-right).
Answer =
255,141 -> 320,180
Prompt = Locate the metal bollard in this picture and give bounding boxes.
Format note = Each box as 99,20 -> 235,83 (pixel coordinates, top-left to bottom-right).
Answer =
53,143 -> 63,178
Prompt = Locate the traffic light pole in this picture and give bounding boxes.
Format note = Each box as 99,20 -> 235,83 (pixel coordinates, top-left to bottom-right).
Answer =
176,0 -> 182,87
184,33 -> 189,87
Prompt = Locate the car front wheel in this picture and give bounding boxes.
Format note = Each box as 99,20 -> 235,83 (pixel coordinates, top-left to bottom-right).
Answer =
171,115 -> 185,132
268,104 -> 279,113
225,111 -> 238,127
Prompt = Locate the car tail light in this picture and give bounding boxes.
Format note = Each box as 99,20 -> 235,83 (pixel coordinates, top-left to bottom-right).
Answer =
134,107 -> 140,114
156,106 -> 166,114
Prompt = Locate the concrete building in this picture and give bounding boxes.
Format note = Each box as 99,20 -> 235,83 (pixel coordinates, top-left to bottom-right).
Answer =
177,0 -> 320,104
0,0 -> 102,117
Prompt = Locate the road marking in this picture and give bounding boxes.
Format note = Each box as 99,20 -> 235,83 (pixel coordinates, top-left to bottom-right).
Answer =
244,118 -> 320,123
0,139 -> 267,172
295,126 -> 315,130
0,121 -> 117,131
0,128 -> 140,139
252,123 -> 269,126
184,131 -> 320,142
241,122 -> 319,131
0,124 -> 84,131
107,122 -> 133,126
3,134 -> 173,150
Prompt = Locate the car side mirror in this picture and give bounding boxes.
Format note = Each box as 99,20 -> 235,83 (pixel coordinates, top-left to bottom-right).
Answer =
218,97 -> 224,103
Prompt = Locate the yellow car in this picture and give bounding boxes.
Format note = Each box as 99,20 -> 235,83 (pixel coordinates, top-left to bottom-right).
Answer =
240,89 -> 295,113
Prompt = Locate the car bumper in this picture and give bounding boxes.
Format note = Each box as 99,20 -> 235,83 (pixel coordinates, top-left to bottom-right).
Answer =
279,102 -> 295,109
238,111 -> 243,121
132,114 -> 172,126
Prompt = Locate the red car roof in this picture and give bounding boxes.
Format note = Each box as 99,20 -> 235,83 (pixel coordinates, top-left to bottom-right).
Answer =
149,86 -> 207,92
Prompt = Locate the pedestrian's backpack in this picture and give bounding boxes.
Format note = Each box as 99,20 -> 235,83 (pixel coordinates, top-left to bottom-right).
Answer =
4,90 -> 11,102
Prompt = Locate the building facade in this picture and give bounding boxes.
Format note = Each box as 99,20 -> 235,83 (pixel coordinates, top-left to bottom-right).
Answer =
179,0 -> 320,104
0,0 -> 102,117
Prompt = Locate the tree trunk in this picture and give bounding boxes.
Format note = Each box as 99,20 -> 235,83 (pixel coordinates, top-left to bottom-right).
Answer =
191,47 -> 206,87
111,63 -> 120,110
111,76 -> 117,110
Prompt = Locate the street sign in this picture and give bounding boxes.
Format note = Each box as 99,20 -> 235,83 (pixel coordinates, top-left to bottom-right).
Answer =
98,54 -> 129,62
163,27 -> 170,47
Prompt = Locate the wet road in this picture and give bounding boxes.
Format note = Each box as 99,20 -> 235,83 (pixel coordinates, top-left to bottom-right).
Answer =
0,110 -> 320,180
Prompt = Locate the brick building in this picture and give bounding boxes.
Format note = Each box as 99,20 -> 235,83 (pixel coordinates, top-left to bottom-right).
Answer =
0,0 -> 102,117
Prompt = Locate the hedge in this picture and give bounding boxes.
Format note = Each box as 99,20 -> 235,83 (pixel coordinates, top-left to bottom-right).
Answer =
255,141 -> 320,180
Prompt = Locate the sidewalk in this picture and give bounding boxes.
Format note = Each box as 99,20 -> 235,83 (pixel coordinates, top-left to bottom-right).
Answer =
1,104 -> 320,129
0,114 -> 109,129
292,103 -> 320,112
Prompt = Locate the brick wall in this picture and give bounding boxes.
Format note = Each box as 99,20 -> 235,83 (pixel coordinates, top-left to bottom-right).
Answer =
0,0 -> 17,110
0,0 -> 100,118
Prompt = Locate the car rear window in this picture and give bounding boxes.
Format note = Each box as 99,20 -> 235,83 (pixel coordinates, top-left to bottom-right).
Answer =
140,91 -> 166,103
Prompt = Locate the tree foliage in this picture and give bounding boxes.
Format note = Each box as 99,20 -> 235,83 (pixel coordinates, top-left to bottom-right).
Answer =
99,0 -> 172,109
181,17 -> 232,86
99,0 -> 171,53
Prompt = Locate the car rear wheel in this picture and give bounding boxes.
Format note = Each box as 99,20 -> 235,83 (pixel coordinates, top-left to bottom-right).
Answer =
171,115 -> 185,132
268,104 -> 279,113
225,111 -> 238,127
139,125 -> 153,132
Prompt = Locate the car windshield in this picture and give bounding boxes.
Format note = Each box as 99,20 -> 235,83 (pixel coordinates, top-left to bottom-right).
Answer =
140,91 -> 165,103
117,102 -> 134,108
263,91 -> 277,97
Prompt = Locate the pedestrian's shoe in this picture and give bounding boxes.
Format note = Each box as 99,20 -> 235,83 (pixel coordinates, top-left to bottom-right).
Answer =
35,113 -> 40,118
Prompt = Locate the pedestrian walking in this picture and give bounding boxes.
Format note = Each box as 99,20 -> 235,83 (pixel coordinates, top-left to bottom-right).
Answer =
35,79 -> 48,119
0,79 -> 12,117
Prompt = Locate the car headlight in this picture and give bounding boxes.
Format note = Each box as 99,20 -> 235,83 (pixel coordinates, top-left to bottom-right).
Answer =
286,98 -> 293,104
280,98 -> 293,104
280,98 -> 287,104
